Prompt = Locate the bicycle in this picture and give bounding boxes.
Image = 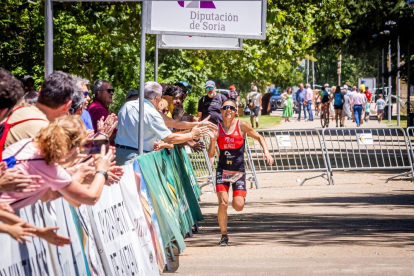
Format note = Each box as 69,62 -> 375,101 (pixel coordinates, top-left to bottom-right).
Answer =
320,103 -> 329,128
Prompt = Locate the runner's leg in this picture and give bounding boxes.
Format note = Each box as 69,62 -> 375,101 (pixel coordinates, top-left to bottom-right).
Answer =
217,191 -> 229,235
232,196 -> 245,212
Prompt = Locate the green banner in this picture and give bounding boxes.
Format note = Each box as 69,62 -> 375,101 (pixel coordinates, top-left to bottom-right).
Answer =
180,148 -> 202,200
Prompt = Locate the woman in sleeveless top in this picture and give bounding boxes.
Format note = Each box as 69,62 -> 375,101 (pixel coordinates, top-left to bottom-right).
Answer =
281,87 -> 293,122
207,99 -> 274,246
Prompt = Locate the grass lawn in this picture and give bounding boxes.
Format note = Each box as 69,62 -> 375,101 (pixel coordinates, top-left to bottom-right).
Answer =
385,115 -> 408,128
238,115 -> 282,129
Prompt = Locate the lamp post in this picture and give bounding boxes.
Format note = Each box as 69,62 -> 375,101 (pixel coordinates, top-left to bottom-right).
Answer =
388,40 -> 392,123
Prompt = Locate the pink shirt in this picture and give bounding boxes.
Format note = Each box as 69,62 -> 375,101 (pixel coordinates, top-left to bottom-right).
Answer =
352,93 -> 367,106
0,139 -> 72,210
87,97 -> 109,133
305,88 -> 313,102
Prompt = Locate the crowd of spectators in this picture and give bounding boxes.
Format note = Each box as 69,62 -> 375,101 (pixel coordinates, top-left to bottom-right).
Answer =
0,68 -> 229,245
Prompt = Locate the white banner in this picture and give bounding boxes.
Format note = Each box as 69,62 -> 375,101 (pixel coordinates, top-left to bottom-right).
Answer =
88,184 -> 143,276
158,34 -> 242,50
149,1 -> 266,39
0,202 -> 55,276
120,165 -> 163,275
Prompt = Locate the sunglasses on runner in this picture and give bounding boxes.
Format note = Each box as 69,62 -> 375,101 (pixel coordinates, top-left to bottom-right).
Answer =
106,89 -> 115,93
206,87 -> 214,91
221,105 -> 237,111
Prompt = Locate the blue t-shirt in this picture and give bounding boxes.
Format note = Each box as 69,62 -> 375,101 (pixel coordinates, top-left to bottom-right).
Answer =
81,109 -> 94,130
376,99 -> 386,110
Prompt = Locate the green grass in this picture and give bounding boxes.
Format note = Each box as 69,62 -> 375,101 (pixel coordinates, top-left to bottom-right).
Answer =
238,115 -> 283,129
385,115 -> 408,128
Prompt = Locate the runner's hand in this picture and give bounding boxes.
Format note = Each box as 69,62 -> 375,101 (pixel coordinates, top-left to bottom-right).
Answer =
200,116 -> 218,132
0,169 -> 43,193
191,125 -> 210,140
264,152 -> 274,165
5,222 -> 36,244
36,227 -> 71,246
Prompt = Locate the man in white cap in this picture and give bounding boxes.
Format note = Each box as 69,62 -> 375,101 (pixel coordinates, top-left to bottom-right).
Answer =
304,83 -> 314,121
197,80 -> 227,125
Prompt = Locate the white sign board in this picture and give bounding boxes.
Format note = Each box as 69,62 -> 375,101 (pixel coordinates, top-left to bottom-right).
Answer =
148,1 -> 267,39
357,133 -> 374,146
276,135 -> 292,148
158,34 -> 242,50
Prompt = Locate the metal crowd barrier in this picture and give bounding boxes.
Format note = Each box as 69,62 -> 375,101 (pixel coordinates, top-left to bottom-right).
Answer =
391,127 -> 414,182
245,128 -> 331,186
187,136 -> 259,191
321,127 -> 413,184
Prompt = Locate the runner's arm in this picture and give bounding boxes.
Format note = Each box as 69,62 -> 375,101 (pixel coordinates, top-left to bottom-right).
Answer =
240,121 -> 274,165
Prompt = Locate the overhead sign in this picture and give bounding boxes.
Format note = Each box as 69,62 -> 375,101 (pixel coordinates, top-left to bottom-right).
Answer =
148,1 -> 267,39
158,34 -> 243,50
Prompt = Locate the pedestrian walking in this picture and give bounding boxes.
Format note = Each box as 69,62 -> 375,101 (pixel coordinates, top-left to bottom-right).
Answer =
375,94 -> 386,122
314,91 -> 321,116
207,99 -> 273,246
295,83 -> 306,121
304,83 -> 314,121
333,85 -> 344,127
330,86 -> 336,121
247,86 -> 262,128
341,91 -> 352,127
281,87 -> 293,122
351,88 -> 367,127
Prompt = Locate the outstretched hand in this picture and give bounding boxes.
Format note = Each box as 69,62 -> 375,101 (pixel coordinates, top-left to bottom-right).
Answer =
201,115 -> 218,133
36,226 -> 71,246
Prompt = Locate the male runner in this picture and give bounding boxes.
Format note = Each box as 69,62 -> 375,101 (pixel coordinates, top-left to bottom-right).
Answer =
207,99 -> 274,246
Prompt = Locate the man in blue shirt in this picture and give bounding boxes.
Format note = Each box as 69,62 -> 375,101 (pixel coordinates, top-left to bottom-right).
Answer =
295,83 -> 306,121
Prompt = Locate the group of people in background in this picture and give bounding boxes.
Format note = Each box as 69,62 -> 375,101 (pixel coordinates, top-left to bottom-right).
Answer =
281,80 -> 387,127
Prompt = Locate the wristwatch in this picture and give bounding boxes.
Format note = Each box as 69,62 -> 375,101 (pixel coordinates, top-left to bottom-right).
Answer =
96,170 -> 108,181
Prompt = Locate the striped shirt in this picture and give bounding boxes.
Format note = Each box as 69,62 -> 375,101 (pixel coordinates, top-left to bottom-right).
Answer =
352,93 -> 367,106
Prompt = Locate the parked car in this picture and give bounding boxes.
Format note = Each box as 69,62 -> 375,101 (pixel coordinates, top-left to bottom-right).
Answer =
270,93 -> 283,111
216,89 -> 230,98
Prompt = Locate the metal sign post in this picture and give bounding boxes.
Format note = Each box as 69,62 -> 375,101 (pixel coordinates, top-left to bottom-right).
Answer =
155,35 -> 159,82
388,40 -> 392,122
397,36 -> 401,127
139,1 -> 148,155
45,0 -> 53,77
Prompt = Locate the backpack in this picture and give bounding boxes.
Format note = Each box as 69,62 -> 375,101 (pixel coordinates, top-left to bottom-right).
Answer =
334,92 -> 343,106
0,106 -> 47,160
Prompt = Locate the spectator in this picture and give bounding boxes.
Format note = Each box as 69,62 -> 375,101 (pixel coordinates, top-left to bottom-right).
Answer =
73,76 -> 94,131
88,79 -> 114,132
351,88 -> 367,127
341,91 -> 352,127
330,86 -> 336,121
0,115 -> 114,210
0,69 -> 25,122
115,81 -> 212,165
197,80 -> 227,125
174,81 -> 192,100
365,86 -> 372,103
247,86 -> 262,128
164,85 -> 185,121
343,85 -> 350,96
20,91 -> 39,107
21,75 -> 35,93
126,89 -> 139,102
333,85 -> 344,127
158,99 -> 169,115
304,83 -> 314,121
281,87 -> 293,122
295,83 -> 306,121
359,80 -> 366,93
2,71 -> 76,149
375,94 -> 386,123
229,85 -> 241,108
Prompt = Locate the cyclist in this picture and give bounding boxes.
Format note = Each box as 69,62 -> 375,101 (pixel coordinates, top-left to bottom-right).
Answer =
207,99 -> 274,246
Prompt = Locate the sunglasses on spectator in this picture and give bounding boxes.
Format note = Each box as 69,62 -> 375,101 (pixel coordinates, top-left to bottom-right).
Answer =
221,105 -> 237,111
83,91 -> 89,97
161,108 -> 168,114
206,87 -> 214,91
106,89 -> 115,93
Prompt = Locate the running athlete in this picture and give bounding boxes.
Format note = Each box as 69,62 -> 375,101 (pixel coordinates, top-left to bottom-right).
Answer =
207,99 -> 274,246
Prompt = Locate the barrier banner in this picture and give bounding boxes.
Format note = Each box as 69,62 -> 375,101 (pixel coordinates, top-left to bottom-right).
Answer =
137,151 -> 186,252
42,199 -> 88,276
180,147 -> 202,200
76,205 -> 105,276
119,164 -> 164,275
161,149 -> 194,237
0,201 -> 55,276
172,147 -> 203,223
132,161 -> 167,271
88,184 -> 142,275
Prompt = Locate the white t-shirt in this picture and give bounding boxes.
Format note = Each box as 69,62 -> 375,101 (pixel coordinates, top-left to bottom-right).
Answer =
115,99 -> 172,152
249,92 -> 262,107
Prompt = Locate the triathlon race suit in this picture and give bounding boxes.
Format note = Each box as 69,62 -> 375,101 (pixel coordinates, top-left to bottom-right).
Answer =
216,119 -> 246,197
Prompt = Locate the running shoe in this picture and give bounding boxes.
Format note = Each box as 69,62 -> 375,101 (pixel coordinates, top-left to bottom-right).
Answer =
219,235 -> 229,246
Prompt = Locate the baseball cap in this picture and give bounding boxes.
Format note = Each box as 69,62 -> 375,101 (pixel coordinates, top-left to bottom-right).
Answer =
324,83 -> 329,87
229,85 -> 236,91
343,85 -> 348,89
175,81 -> 192,89
361,80 -> 366,84
205,80 -> 215,88
126,89 -> 139,99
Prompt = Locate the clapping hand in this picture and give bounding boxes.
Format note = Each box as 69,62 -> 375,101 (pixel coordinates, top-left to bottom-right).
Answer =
97,114 -> 118,138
